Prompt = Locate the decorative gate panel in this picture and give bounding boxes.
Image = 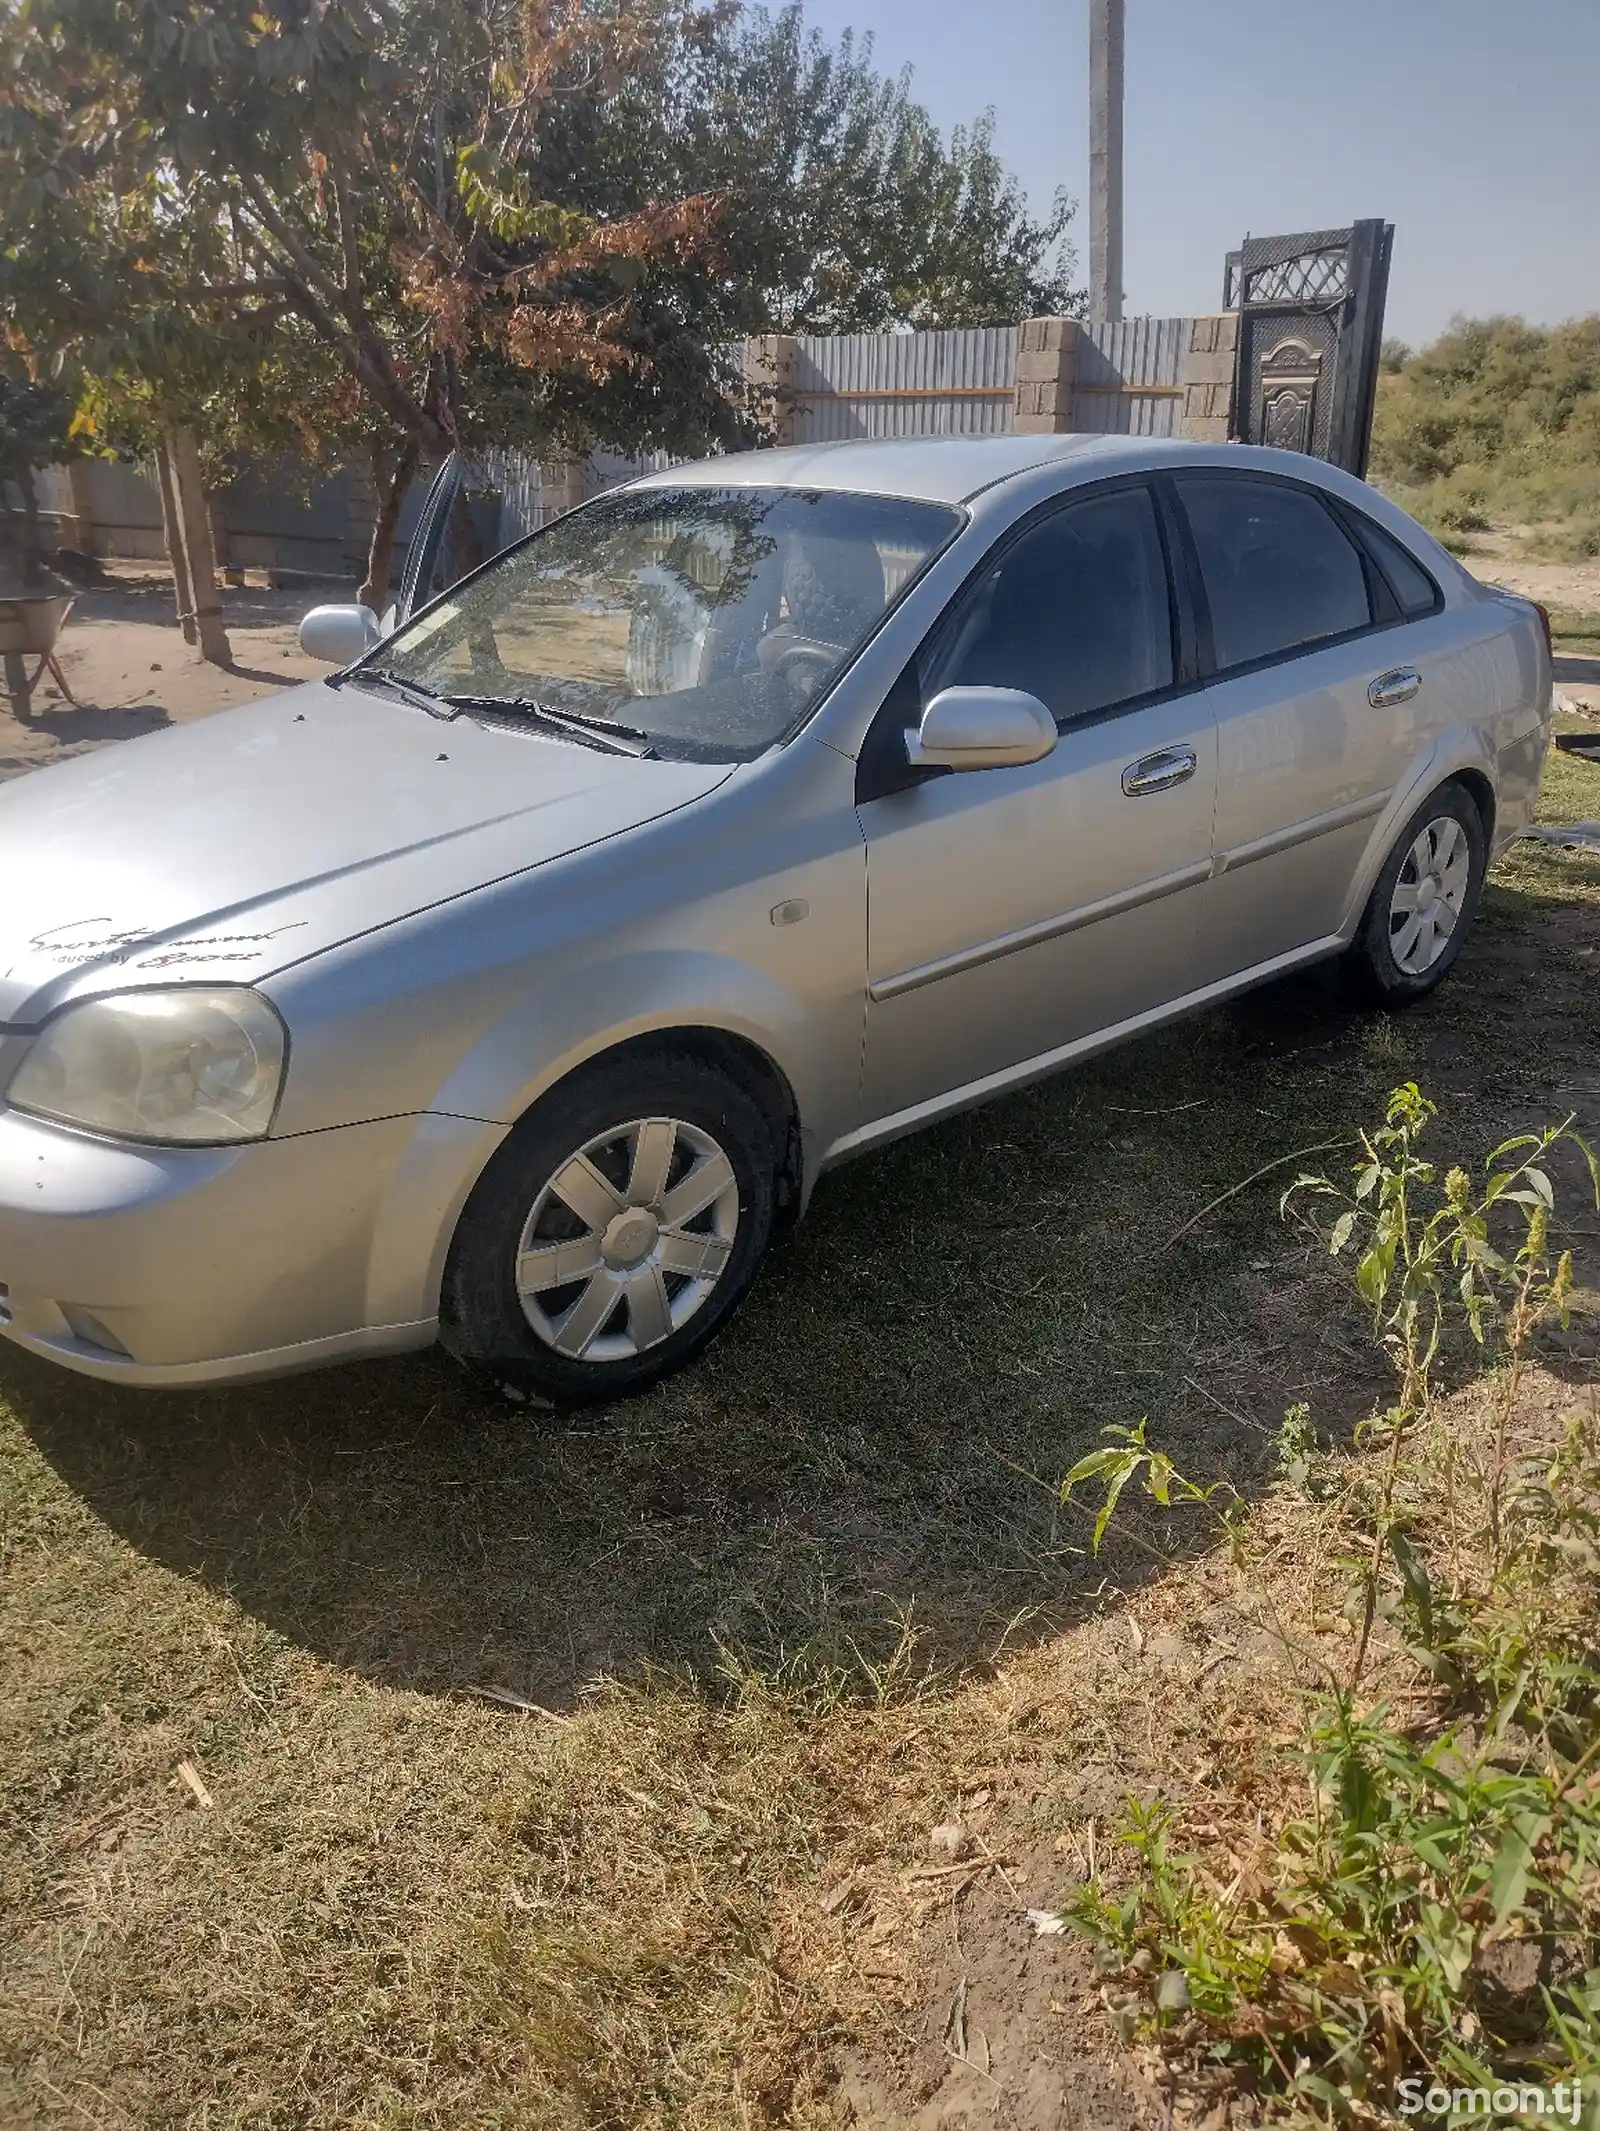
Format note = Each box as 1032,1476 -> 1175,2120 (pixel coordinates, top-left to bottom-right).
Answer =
1225,221 -> 1393,475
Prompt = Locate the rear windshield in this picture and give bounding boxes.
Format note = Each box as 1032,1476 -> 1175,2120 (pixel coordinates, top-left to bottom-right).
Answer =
373,485 -> 961,762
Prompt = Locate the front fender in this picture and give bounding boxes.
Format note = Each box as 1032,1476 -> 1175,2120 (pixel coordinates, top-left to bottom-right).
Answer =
427,946 -> 839,1160
355,951 -> 849,1330
362,1110 -> 509,1332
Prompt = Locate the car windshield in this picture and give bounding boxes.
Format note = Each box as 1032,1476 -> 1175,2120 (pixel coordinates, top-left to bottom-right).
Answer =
366,485 -> 961,762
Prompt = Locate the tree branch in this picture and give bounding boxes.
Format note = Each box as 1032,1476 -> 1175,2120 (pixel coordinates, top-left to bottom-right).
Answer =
330,158 -> 366,314
235,172 -> 349,312
233,188 -> 451,457
194,277 -> 301,302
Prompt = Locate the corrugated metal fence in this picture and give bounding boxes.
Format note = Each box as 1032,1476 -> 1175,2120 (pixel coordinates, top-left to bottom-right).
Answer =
792,327 -> 1019,442
1074,318 -> 1188,437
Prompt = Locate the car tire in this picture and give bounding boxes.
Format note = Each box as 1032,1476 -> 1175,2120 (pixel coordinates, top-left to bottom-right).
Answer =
440,1048 -> 778,1406
1340,780 -> 1486,1008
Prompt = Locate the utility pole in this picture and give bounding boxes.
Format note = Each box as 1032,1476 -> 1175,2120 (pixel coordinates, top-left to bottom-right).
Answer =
1088,0 -> 1125,322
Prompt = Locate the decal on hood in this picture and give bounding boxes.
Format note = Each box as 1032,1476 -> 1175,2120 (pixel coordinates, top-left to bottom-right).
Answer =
21,918 -> 309,975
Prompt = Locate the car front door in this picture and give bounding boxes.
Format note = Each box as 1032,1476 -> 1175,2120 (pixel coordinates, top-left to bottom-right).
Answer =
1170,469 -> 1443,984
854,479 -> 1219,1129
392,453 -> 463,628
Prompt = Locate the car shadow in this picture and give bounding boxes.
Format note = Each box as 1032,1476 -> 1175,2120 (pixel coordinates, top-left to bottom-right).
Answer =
7,931 -> 1595,1715
3,999 -> 1402,1715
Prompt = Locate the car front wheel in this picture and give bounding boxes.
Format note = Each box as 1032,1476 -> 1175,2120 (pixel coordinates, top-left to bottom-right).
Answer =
1341,780 -> 1486,1007
441,1049 -> 778,1405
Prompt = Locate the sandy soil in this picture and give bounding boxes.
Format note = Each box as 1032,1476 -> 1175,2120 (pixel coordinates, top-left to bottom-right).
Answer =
0,563 -> 342,784
1458,529 -> 1600,716
1459,524 -> 1600,610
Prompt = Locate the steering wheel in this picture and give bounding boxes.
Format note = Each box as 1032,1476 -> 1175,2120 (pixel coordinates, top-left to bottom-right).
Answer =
769,641 -> 836,701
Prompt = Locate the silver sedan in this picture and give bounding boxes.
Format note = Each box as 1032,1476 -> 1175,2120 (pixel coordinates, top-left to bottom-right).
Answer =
0,435 -> 1552,1399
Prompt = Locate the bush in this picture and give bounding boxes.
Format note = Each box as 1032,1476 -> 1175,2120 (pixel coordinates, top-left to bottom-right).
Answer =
1371,316 -> 1600,550
1059,1089 -> 1600,2117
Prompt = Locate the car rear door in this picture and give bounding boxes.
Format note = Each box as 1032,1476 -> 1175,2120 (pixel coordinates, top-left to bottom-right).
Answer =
1169,468 -> 1445,985
854,478 -> 1219,1128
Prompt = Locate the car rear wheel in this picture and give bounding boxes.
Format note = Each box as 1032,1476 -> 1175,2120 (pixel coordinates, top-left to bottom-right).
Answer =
440,1049 -> 778,1405
1341,781 -> 1486,1007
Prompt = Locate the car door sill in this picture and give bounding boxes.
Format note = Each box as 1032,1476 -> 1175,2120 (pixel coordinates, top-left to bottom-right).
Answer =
868,857 -> 1215,1002
825,932 -> 1347,1166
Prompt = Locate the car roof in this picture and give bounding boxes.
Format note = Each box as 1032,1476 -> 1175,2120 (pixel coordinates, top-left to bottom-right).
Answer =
617,432 -> 1475,593
624,431 -> 1189,506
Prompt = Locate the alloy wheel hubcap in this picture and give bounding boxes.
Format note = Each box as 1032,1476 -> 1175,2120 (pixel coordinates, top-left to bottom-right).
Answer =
1389,816 -> 1470,975
515,1116 -> 740,1362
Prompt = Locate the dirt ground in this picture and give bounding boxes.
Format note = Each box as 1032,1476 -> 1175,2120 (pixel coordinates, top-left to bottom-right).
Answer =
1460,524 -> 1600,612
1460,527 -> 1600,716
0,563 -> 340,784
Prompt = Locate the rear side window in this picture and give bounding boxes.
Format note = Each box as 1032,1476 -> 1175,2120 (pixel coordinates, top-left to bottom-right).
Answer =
1178,474 -> 1373,674
1354,516 -> 1441,617
925,484 -> 1174,725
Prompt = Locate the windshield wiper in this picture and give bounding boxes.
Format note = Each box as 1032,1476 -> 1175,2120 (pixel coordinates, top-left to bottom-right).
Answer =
341,665 -> 461,721
443,693 -> 657,757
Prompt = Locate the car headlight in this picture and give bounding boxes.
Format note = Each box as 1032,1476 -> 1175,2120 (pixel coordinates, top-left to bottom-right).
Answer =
5,987 -> 287,1145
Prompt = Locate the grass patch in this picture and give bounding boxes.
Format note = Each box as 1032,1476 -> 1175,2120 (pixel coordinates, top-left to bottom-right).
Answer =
1548,609 -> 1600,658
3,757 -> 1600,2124
0,1004 -> 1403,2127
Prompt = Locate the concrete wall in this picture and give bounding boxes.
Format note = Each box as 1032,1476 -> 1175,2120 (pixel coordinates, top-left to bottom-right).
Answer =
1180,313 -> 1239,443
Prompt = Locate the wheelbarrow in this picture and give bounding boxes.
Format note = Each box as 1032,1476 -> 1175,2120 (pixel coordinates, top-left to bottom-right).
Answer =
0,594 -> 77,717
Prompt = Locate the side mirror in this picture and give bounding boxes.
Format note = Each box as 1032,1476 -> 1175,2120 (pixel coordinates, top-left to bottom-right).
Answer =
299,603 -> 383,665
907,686 -> 1057,772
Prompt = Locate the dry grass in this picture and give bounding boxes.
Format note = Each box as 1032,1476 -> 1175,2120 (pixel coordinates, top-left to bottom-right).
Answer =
3,740 -> 1599,2128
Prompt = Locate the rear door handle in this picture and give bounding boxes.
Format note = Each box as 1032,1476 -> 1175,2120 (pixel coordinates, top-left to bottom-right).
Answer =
1121,745 -> 1197,797
1368,667 -> 1421,708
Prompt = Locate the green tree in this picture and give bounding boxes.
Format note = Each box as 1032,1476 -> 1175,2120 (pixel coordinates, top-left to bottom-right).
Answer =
2,1 -> 1082,608
532,3 -> 1083,337
1,0 -> 730,605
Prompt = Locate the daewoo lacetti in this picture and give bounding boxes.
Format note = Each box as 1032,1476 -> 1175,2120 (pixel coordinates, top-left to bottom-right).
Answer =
0,435 -> 1553,1401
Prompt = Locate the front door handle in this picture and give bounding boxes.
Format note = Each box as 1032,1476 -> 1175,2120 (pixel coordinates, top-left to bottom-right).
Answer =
1122,744 -> 1198,797
1368,667 -> 1421,708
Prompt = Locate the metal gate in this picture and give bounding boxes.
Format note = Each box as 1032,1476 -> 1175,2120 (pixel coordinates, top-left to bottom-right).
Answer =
1225,220 -> 1393,475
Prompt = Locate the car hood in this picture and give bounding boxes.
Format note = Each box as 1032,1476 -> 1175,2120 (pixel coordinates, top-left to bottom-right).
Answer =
0,681 -> 731,1023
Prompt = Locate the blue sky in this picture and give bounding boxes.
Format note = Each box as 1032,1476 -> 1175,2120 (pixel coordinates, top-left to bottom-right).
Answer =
799,0 -> 1600,346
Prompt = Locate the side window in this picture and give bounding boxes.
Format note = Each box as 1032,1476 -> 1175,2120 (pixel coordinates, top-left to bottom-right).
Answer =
1178,475 -> 1373,673
1353,515 -> 1441,618
924,484 -> 1174,725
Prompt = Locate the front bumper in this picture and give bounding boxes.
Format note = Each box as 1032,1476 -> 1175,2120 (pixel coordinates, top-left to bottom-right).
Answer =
0,1106 -> 502,1387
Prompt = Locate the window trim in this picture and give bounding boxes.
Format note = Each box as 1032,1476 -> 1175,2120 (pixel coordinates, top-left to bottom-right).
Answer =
1330,501 -> 1445,622
1169,466 -> 1425,686
855,471 -> 1198,805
